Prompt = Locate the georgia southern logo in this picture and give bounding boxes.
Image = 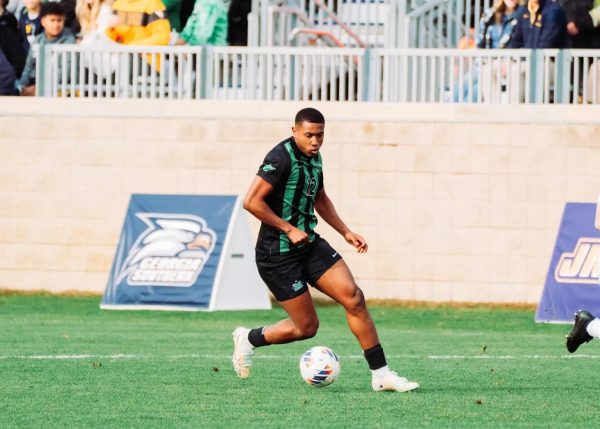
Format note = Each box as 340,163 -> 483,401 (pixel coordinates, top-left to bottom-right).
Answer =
116,213 -> 216,287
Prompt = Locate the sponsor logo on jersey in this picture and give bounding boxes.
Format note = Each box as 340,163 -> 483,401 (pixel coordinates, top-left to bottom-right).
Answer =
115,213 -> 216,287
555,238 -> 600,284
262,164 -> 276,173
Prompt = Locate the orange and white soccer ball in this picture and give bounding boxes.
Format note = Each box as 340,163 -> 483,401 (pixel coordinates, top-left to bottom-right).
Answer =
299,346 -> 340,387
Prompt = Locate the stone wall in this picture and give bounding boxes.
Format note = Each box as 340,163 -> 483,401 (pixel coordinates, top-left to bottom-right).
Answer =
1,98 -> 599,303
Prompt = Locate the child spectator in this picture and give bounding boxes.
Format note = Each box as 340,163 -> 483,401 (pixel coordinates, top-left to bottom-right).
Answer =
18,0 -> 43,54
49,0 -> 81,35
174,0 -> 227,46
17,2 -> 75,95
0,0 -> 26,78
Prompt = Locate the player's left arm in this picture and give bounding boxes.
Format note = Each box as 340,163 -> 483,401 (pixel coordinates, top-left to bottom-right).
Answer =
314,188 -> 368,253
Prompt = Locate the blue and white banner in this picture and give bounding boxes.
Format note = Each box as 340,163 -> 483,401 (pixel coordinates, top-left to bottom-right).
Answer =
536,203 -> 600,323
101,194 -> 271,311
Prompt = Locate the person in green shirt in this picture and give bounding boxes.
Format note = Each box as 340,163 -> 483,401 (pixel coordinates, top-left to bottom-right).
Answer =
175,0 -> 226,45
161,0 -> 182,32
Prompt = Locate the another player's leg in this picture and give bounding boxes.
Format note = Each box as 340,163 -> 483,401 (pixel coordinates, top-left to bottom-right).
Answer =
232,290 -> 319,378
314,259 -> 419,392
566,310 -> 598,353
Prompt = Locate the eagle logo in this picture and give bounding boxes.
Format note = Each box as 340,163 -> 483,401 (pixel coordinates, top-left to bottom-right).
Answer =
114,213 -> 217,287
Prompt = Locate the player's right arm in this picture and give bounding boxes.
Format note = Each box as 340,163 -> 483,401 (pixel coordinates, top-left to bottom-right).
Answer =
243,176 -> 309,246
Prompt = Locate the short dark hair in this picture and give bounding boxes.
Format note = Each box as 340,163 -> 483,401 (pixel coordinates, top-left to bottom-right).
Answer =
295,108 -> 325,125
1,0 -> 9,10
40,2 -> 65,18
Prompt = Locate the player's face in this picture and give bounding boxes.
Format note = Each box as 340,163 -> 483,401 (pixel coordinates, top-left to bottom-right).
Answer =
41,15 -> 65,39
292,121 -> 325,157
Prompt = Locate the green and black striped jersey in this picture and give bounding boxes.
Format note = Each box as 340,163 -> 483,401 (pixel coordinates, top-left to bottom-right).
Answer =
255,137 -> 324,255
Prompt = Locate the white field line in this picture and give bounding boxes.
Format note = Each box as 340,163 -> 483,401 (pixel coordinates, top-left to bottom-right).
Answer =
2,353 -> 600,360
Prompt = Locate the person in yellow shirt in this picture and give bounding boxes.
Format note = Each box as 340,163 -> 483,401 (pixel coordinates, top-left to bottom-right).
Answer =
106,0 -> 170,73
106,0 -> 170,46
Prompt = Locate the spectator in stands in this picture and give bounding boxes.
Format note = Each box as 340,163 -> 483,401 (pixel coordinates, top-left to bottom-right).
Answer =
558,0 -> 600,101
162,0 -> 182,33
6,0 -> 24,20
18,0 -> 43,54
0,49 -> 17,94
561,0 -> 600,49
226,0 -> 249,45
50,0 -> 80,35
508,0 -> 567,49
454,0 -> 519,102
17,2 -> 75,95
106,0 -> 170,73
477,0 -> 519,50
587,1 -> 600,102
174,0 -> 226,46
507,0 -> 567,101
76,0 -> 113,42
76,0 -> 117,74
479,0 -> 519,102
0,0 -> 26,79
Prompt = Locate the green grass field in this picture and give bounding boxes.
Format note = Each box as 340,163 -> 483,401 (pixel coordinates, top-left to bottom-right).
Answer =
1,292 -> 599,428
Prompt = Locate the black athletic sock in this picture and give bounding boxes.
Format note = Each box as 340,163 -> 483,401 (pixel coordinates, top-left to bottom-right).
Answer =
363,344 -> 387,370
248,327 -> 270,347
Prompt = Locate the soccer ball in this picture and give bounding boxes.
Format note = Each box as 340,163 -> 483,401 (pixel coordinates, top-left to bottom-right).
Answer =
299,346 -> 340,387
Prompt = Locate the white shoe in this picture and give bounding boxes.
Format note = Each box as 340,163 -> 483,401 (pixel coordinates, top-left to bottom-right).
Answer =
372,370 -> 419,392
232,327 -> 254,378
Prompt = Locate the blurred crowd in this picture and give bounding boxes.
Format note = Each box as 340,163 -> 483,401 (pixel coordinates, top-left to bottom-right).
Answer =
454,0 -> 600,102
1,0 -> 600,97
0,0 -> 249,94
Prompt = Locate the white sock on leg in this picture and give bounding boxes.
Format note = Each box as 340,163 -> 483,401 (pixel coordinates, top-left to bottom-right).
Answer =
371,365 -> 390,377
586,318 -> 600,338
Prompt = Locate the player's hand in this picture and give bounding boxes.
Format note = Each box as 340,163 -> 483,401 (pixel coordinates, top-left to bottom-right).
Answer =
286,227 -> 309,246
344,231 -> 368,253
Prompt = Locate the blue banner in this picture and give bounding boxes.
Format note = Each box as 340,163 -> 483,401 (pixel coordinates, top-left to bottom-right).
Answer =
536,203 -> 600,322
102,194 -> 236,310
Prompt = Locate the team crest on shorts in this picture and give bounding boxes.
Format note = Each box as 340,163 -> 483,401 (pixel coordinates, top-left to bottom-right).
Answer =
115,213 -> 217,287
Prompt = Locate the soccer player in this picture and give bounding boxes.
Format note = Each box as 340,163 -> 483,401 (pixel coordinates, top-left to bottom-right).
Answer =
566,310 -> 600,352
232,107 -> 419,392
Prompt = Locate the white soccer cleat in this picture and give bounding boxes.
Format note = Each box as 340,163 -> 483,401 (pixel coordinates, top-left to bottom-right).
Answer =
232,327 -> 254,379
372,370 -> 419,392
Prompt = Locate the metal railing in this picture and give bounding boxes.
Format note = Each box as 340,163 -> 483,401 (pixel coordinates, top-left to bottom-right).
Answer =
250,0 -> 495,49
207,46 -> 364,101
252,0 -> 395,48
39,45 -> 203,99
37,44 -> 600,105
371,48 -> 532,103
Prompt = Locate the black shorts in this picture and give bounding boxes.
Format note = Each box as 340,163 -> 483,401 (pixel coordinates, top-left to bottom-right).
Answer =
255,237 -> 343,302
